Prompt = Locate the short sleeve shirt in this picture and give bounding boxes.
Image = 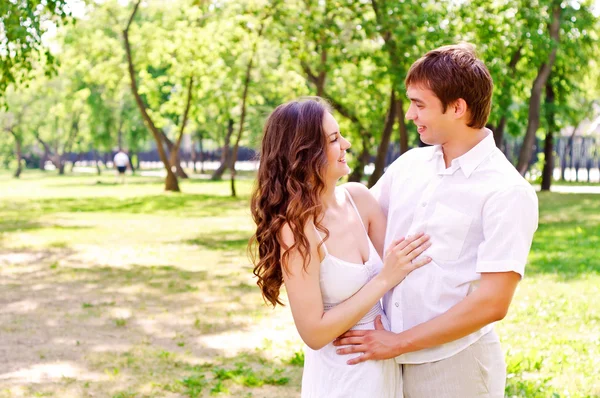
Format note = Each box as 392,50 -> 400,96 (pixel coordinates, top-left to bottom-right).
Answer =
370,131 -> 538,364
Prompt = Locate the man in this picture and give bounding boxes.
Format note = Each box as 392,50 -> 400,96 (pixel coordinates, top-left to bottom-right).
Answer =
113,149 -> 130,184
334,44 -> 538,397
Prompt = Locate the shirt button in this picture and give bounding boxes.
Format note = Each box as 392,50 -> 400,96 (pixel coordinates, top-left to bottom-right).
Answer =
395,302 -> 400,307
421,202 -> 427,207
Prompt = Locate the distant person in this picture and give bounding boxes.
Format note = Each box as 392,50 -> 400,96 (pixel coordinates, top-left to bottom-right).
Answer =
113,149 -> 130,184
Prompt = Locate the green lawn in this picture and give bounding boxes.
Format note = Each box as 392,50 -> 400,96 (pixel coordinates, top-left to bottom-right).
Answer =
0,170 -> 598,397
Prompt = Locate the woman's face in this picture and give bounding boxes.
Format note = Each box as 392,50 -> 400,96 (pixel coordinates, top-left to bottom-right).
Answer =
322,111 -> 351,180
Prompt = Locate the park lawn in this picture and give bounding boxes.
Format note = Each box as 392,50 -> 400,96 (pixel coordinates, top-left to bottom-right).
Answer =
0,170 -> 598,398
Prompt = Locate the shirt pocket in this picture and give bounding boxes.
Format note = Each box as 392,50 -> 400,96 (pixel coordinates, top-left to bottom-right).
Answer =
426,203 -> 472,262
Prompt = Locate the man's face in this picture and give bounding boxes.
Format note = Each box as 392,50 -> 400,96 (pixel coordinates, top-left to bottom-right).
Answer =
405,85 -> 455,145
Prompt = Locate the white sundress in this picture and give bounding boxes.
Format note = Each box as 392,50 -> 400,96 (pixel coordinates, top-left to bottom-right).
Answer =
300,189 -> 402,398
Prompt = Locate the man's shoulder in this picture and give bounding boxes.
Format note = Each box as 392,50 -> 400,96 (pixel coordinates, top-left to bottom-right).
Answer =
388,146 -> 436,171
484,150 -> 537,195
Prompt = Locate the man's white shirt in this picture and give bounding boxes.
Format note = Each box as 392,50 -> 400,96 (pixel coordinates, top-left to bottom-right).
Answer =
114,152 -> 129,167
370,131 -> 538,364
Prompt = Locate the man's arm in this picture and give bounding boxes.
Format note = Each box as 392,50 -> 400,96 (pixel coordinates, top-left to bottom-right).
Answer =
335,184 -> 538,364
334,271 -> 519,364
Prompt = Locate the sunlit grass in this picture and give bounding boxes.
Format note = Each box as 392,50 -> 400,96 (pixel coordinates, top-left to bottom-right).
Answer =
0,170 -> 598,397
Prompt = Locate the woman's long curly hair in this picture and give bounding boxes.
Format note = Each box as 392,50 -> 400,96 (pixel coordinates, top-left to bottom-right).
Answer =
249,98 -> 332,307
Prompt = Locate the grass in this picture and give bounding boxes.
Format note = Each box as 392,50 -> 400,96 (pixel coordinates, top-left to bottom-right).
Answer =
0,169 -> 598,397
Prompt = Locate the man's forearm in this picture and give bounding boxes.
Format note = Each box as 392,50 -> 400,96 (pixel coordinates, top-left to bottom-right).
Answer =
394,287 -> 509,355
333,272 -> 520,364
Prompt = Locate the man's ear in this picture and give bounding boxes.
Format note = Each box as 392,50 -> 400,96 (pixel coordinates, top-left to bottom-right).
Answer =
451,98 -> 469,120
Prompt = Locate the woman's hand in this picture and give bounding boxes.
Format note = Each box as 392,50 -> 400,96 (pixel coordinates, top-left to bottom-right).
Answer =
377,233 -> 431,288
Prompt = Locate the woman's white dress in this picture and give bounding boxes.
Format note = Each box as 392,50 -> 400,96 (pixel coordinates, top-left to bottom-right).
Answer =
300,189 -> 402,398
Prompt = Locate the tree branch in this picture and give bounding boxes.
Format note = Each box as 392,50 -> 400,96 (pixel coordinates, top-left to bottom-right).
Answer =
174,75 -> 194,152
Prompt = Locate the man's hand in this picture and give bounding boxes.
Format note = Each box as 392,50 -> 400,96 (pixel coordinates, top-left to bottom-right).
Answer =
333,315 -> 401,365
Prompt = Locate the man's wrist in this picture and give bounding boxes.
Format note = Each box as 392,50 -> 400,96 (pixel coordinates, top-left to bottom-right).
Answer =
393,331 -> 413,357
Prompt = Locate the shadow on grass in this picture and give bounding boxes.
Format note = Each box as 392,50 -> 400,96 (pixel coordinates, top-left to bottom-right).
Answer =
0,219 -> 45,233
0,219 -> 93,234
0,193 -> 247,219
185,230 -> 252,251
0,258 -> 269,376
527,193 -> 600,280
47,178 -> 166,188
58,264 -> 210,295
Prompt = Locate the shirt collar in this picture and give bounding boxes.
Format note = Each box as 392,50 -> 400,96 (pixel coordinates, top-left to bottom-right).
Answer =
430,129 -> 497,178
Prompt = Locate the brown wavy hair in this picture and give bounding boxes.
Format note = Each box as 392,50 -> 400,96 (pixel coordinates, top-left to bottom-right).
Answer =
249,98 -> 332,307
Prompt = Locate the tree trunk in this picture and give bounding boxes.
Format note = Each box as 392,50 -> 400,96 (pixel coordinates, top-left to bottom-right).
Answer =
129,153 -> 136,175
397,99 -> 409,156
40,148 -> 48,171
516,6 -> 561,175
316,47 -> 327,97
11,131 -> 23,178
371,0 -> 409,159
70,152 -> 83,173
117,125 -> 123,150
560,141 -> 567,181
160,130 -> 189,179
123,0 -> 179,192
348,137 -> 370,183
166,75 -> 194,179
58,155 -> 66,175
199,132 -> 205,174
561,124 -> 580,181
190,138 -> 198,173
34,133 -> 52,171
211,119 -> 234,180
170,147 -> 188,178
541,79 -> 555,191
368,89 -> 397,187
230,11 -> 272,196
493,46 -> 523,149
95,151 -> 102,175
493,116 -> 507,150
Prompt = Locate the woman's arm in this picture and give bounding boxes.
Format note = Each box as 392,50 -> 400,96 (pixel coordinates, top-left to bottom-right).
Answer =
281,222 -> 429,350
344,182 -> 387,259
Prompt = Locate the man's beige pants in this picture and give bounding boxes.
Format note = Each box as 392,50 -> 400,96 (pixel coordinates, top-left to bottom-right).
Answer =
402,331 -> 506,398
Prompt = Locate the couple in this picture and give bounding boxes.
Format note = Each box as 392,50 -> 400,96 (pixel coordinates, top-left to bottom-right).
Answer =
250,44 -> 538,397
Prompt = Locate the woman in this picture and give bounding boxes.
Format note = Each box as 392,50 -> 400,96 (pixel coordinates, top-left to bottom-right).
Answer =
250,98 -> 431,397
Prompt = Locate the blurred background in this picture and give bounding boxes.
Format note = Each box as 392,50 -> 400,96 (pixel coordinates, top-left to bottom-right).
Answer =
0,0 -> 599,397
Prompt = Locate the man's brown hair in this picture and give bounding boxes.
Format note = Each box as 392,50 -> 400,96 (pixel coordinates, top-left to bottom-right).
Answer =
405,43 -> 493,129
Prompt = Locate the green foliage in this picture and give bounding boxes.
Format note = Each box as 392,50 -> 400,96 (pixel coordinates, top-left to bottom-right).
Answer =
0,0 -> 72,95
212,363 -> 290,388
180,374 -> 207,397
2,0 -> 598,184
287,350 -> 305,367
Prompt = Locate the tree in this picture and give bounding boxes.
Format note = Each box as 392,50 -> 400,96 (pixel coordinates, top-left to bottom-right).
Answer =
229,1 -> 282,197
516,2 -> 562,175
0,1 -> 72,96
280,0 -> 406,183
122,0 -> 202,192
366,0 -> 455,185
540,4 -> 599,189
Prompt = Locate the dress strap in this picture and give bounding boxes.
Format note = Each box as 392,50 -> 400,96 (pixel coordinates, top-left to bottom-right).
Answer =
343,188 -> 368,234
312,223 -> 329,256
